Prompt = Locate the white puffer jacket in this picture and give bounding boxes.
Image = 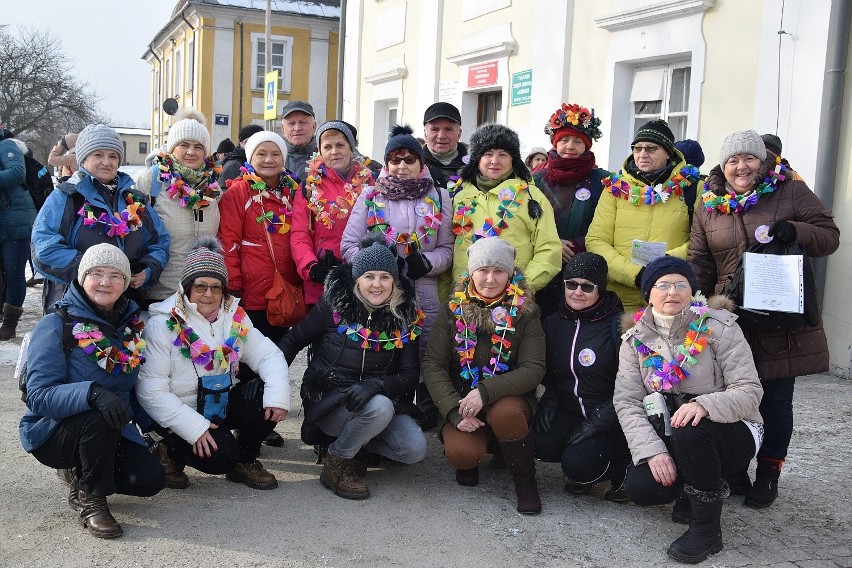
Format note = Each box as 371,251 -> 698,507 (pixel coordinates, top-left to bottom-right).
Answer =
137,293 -> 290,445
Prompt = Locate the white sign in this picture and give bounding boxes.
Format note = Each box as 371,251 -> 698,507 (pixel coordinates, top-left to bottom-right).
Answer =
631,240 -> 667,266
742,252 -> 804,313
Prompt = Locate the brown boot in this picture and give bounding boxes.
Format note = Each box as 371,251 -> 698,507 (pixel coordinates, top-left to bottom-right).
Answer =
352,450 -> 369,478
0,303 -> 23,341
498,429 -> 542,515
57,468 -> 82,511
78,490 -> 123,539
320,453 -> 370,500
226,460 -> 278,490
154,442 -> 190,489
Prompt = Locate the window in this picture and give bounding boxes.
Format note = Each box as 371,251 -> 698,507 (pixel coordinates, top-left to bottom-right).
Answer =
187,39 -> 195,91
174,49 -> 182,97
631,64 -> 690,140
154,69 -> 161,108
139,142 -> 148,154
164,59 -> 170,100
477,91 -> 502,126
252,34 -> 293,92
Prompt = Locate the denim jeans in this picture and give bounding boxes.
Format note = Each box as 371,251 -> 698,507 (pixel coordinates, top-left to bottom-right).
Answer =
320,394 -> 427,464
0,239 -> 29,306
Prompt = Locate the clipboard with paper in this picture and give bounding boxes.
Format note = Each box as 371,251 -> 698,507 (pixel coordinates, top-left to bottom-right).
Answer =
742,252 -> 804,314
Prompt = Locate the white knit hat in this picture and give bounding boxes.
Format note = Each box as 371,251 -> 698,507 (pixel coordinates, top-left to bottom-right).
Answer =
77,243 -> 132,292
166,108 -> 211,155
718,129 -> 766,167
467,237 -> 516,275
244,131 -> 288,164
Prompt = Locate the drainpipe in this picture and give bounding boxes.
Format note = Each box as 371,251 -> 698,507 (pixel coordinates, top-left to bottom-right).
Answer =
146,45 -> 162,147
336,0 -> 347,118
812,0 -> 851,306
238,21 -> 245,129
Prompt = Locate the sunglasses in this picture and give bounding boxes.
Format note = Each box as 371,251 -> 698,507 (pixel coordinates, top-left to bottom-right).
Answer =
631,144 -> 661,155
564,280 -> 598,293
388,155 -> 420,165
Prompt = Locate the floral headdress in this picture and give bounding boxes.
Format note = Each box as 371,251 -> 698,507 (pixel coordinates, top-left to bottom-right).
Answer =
544,103 -> 603,143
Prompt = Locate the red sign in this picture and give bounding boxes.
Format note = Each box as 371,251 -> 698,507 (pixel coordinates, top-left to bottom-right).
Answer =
468,61 -> 498,88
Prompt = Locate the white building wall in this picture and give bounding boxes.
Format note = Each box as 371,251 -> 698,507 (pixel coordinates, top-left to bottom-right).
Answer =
212,21 -> 236,144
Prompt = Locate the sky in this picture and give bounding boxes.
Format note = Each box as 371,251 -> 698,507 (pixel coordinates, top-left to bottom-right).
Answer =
6,0 -> 178,128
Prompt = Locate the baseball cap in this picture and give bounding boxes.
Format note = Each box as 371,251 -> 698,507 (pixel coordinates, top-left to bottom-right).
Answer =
423,102 -> 461,125
281,100 -> 315,119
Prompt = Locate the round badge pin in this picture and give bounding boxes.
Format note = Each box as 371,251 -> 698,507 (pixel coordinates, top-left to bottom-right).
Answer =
755,224 -> 773,243
491,306 -> 509,326
578,348 -> 596,367
575,188 -> 591,201
461,155 -> 470,164
415,202 -> 431,217
498,187 -> 515,202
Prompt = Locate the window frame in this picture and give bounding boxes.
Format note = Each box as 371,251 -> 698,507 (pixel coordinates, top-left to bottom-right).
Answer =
631,62 -> 691,141
251,33 -> 293,93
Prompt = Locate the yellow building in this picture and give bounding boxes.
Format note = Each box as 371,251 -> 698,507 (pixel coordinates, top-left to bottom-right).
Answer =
144,0 -> 340,149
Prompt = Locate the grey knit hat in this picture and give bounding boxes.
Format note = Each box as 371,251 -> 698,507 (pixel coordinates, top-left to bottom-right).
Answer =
563,252 -> 608,292
718,129 -> 766,166
352,234 -> 399,280
77,243 -> 131,292
317,121 -> 357,151
181,236 -> 228,289
632,119 -> 676,159
460,123 -> 529,184
467,237 -> 516,275
75,124 -> 125,167
384,125 -> 425,165
640,256 -> 697,301
244,130 -> 288,164
166,108 -> 211,155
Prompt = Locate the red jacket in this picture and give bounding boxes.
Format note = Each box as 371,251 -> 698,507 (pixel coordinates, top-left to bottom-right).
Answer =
218,178 -> 301,311
291,159 -> 374,304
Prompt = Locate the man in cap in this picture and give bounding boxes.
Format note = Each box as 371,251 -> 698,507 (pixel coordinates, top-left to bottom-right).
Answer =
422,102 -> 468,193
280,100 -> 318,180
220,124 -> 265,185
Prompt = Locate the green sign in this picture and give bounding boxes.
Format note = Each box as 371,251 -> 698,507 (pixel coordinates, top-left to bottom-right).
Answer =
511,70 -> 532,106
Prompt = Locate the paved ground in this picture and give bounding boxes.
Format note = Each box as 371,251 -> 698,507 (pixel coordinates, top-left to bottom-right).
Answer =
1,281 -> 851,567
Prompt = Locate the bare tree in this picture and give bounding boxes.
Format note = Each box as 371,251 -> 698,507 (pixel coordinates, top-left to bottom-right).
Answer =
0,26 -> 101,162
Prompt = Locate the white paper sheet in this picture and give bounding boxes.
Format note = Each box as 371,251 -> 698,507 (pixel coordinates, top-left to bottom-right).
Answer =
743,252 -> 804,313
631,240 -> 667,266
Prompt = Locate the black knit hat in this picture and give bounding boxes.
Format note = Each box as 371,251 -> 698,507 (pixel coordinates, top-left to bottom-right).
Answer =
352,233 -> 399,280
563,252 -> 608,293
633,119 -> 676,158
762,133 -> 783,156
460,123 -> 530,183
238,124 -> 264,142
384,125 -> 425,165
640,256 -> 697,301
216,138 -> 235,154
674,139 -> 704,168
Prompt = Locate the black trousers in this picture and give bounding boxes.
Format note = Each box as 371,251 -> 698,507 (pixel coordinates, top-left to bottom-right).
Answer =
32,410 -> 165,498
237,309 -> 287,385
626,418 -> 756,505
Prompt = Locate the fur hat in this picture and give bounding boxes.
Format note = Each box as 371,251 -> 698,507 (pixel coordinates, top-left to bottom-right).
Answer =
632,119 -> 676,159
317,121 -> 357,151
467,237 -> 516,275
384,125 -> 425,165
640,256 -> 697,301
181,236 -> 228,290
762,133 -> 783,156
244,131 -> 288,164
460,123 -> 530,183
166,108 -> 211,155
77,243 -> 132,292
544,103 -> 603,150
75,124 -> 125,167
719,129 -> 766,167
563,252 -> 608,293
674,139 -> 705,168
352,233 -> 399,280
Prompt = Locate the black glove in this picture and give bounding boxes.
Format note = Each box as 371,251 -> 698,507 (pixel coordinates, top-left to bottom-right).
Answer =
241,377 -> 264,401
405,250 -> 433,280
308,261 -> 332,284
769,219 -> 797,244
567,419 -> 599,445
344,378 -> 385,412
533,396 -> 559,434
634,266 -> 646,289
88,383 -> 129,430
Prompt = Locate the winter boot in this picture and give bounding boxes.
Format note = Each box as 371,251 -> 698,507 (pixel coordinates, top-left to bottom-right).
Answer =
0,303 -> 24,341
455,467 -> 480,487
226,460 -> 278,490
498,429 -> 542,515
154,442 -> 190,489
263,430 -> 285,447
57,468 -> 81,511
745,457 -> 783,509
724,468 -> 752,496
666,481 -> 728,564
671,492 -> 691,525
78,489 -> 123,539
320,453 -> 370,500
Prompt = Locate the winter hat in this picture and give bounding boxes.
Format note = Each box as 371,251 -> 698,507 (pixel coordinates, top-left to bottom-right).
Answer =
423,102 -> 461,125
640,256 -> 697,301
718,129 -> 766,167
216,138 -> 235,154
317,121 -> 357,151
75,124 -> 125,167
77,243 -> 132,292
181,235 -> 228,290
524,147 -> 547,168
632,119 -> 676,158
281,100 -> 315,119
467,237 -> 516,275
166,108 -> 211,155
238,124 -> 264,142
244,130 -> 288,163
384,125 -> 425,165
0,128 -> 14,140
352,233 -> 399,280
562,252 -> 608,293
545,103 -> 603,150
460,123 -> 529,183
674,139 -> 705,168
761,133 -> 783,156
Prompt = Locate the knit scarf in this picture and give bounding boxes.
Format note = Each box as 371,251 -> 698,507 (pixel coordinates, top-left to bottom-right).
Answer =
475,171 -> 512,192
543,150 -> 596,187
374,175 -> 434,200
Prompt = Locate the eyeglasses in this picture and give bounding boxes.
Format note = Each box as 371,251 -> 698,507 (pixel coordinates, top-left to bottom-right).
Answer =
192,283 -> 224,295
631,144 -> 661,155
564,280 -> 598,293
652,281 -> 691,292
387,155 -> 420,165
86,270 -> 126,285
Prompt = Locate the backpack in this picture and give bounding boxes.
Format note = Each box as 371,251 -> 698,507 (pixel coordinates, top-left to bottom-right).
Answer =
22,154 -> 54,211
16,308 -> 76,403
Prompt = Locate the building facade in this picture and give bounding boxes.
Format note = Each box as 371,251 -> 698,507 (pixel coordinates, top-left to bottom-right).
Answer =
114,127 -> 153,166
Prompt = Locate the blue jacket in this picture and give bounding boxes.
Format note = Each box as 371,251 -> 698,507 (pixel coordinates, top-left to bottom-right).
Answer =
20,284 -> 147,452
0,138 -> 37,241
31,170 -> 170,287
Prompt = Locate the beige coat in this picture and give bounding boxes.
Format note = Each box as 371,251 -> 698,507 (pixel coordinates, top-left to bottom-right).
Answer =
613,296 -> 763,465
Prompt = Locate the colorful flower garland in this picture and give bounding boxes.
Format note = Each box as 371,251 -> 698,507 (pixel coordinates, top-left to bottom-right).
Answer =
544,103 -> 603,141
304,153 -> 372,229
702,156 -> 787,215
73,315 -> 146,375
155,153 -> 221,210
78,192 -> 146,238
604,165 -> 700,206
446,175 -> 463,199
239,163 -> 299,234
332,309 -> 425,351
364,189 -> 443,254
452,182 -> 527,246
631,296 -> 712,392
449,272 -> 526,387
166,304 -> 250,371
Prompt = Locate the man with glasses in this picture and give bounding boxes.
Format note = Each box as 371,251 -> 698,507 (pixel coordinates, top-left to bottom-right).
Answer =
586,119 -> 701,311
